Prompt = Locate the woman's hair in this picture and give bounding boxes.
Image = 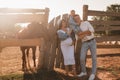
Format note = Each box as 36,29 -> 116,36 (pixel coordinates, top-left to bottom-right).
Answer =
58,19 -> 66,29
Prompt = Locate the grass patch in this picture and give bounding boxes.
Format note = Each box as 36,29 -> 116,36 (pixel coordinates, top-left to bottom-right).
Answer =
97,66 -> 119,77
0,74 -> 23,80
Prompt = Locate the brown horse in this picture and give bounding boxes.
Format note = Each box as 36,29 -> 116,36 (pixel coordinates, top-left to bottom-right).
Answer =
17,22 -> 47,71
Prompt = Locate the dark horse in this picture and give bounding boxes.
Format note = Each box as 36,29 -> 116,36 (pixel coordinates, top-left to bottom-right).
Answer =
17,22 -> 46,71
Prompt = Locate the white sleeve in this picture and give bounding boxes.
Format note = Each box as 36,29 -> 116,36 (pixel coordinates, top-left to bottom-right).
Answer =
86,21 -> 94,33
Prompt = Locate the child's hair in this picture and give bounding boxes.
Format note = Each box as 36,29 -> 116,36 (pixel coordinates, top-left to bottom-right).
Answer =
70,10 -> 75,13
73,14 -> 81,22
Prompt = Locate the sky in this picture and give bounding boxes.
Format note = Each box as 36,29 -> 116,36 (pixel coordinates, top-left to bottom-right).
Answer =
0,0 -> 120,22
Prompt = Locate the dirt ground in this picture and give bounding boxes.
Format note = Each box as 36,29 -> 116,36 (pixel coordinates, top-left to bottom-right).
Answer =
87,48 -> 120,80
0,47 -> 120,80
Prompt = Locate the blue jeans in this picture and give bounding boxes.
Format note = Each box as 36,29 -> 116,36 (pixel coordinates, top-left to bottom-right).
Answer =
80,39 -> 97,74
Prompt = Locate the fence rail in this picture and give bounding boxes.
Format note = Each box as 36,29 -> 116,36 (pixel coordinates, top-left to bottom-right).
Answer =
0,5 -> 120,72
96,36 -> 120,42
88,10 -> 120,17
0,38 -> 41,47
83,5 -> 120,43
89,21 -> 120,26
0,8 -> 48,13
0,8 -> 49,26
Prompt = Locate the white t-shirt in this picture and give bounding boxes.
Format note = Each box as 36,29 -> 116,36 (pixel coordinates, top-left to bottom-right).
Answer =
80,21 -> 94,42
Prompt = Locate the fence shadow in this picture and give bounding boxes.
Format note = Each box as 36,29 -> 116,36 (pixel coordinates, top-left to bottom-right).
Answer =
23,68 -> 101,80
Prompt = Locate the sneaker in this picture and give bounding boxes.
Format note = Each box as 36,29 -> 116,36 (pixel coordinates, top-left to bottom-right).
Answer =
88,74 -> 95,80
77,72 -> 87,77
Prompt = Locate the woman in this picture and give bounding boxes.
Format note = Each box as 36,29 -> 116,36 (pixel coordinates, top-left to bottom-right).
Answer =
57,19 -> 76,76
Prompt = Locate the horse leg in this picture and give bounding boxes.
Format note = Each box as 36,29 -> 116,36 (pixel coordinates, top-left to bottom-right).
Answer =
32,47 -> 37,67
21,47 -> 26,71
26,48 -> 31,69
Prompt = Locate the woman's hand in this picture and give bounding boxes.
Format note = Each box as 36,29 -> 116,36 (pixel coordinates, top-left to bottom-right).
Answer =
66,28 -> 72,35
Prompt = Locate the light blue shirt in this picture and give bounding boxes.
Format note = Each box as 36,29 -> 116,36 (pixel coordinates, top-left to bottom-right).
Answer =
57,29 -> 70,41
68,16 -> 81,34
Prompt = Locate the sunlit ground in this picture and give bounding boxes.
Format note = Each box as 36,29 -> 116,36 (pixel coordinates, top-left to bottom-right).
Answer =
0,47 -> 120,80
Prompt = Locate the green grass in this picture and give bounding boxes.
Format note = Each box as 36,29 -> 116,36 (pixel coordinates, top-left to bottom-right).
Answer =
0,74 -> 23,80
97,66 -> 119,77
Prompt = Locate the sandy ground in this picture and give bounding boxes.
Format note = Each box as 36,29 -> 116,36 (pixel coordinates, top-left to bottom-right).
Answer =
0,47 -> 120,80
0,47 -> 40,75
87,48 -> 120,80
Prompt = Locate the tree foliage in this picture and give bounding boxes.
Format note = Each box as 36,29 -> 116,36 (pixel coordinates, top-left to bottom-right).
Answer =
92,4 -> 120,35
107,4 -> 120,20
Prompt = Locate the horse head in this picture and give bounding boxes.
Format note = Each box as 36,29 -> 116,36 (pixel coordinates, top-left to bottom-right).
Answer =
17,22 -> 48,39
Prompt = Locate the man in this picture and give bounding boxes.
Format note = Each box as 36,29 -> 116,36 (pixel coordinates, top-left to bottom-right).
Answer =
73,14 -> 97,80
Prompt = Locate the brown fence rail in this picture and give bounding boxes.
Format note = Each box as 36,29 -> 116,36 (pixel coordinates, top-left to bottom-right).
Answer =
0,8 -> 49,26
83,5 -> 120,43
0,5 -> 120,73
0,8 -> 50,71
47,5 -> 120,71
0,38 -> 41,47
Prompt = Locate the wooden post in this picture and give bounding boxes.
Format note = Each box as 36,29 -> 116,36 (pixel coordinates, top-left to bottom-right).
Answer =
49,38 -> 57,70
55,47 -> 61,68
83,5 -> 88,21
37,38 -> 45,69
37,38 -> 51,70
44,8 -> 49,26
43,40 -> 51,69
75,39 -> 82,73
48,15 -> 61,70
0,49 -> 2,74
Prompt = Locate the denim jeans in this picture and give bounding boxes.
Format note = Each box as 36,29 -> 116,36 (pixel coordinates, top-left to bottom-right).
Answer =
80,39 -> 97,74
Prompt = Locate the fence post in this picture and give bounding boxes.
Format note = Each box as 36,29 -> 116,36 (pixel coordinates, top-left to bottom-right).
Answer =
48,16 -> 61,70
0,50 -> 2,74
37,38 -> 45,69
83,5 -> 88,21
44,8 -> 50,26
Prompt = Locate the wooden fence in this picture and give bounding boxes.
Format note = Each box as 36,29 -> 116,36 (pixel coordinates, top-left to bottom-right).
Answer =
0,5 -> 120,72
83,5 -> 120,46
0,8 -> 49,24
46,5 -> 120,70
0,38 -> 41,47
46,14 -> 81,71
0,8 -> 50,71
0,7 -> 60,71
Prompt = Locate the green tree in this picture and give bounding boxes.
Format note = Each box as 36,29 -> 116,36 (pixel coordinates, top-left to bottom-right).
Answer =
92,4 -> 120,35
106,4 -> 120,35
107,4 -> 120,20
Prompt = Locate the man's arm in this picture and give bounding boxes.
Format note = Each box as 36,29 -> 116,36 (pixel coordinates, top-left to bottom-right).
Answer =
78,30 -> 91,36
78,21 -> 94,39
78,30 -> 91,39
